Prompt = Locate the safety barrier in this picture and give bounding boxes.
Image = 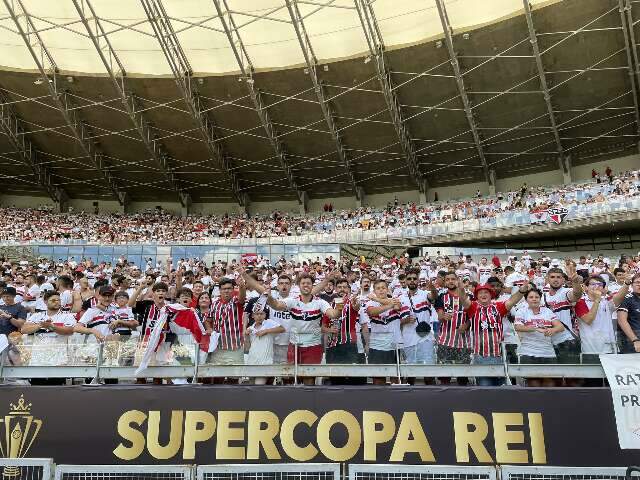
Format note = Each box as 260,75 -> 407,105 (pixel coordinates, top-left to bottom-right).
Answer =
0,462 -> 638,480
0,458 -> 53,480
54,465 -> 194,480
347,464 -> 498,480
197,464 -> 341,480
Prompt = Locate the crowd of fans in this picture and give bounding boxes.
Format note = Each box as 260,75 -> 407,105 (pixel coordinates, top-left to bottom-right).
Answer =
0,249 -> 639,386
0,169 -> 638,244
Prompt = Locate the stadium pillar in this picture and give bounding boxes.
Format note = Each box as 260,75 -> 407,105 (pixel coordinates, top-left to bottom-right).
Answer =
419,180 -> 429,203
299,190 -> 309,214
119,193 -> 131,214
180,193 -> 192,217
559,155 -> 573,184
488,169 -> 497,195
54,188 -> 69,213
356,186 -> 366,208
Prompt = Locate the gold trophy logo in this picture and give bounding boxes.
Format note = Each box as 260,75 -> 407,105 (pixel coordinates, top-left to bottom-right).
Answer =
0,395 -> 42,477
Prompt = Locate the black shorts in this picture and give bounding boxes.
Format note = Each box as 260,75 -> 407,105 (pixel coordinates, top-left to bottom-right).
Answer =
368,348 -> 397,364
519,355 -> 556,364
326,342 -> 359,364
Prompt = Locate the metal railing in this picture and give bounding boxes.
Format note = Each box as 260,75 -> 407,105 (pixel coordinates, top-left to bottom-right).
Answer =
0,336 -> 607,384
348,464 -> 498,480
54,465 -> 194,480
0,461 -> 638,480
0,458 -> 53,480
197,464 -> 340,480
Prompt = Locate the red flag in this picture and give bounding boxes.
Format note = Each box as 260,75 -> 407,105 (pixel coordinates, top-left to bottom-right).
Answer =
167,304 -> 210,352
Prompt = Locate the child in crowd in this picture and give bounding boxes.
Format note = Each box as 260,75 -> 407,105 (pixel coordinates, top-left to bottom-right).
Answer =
245,304 -> 284,385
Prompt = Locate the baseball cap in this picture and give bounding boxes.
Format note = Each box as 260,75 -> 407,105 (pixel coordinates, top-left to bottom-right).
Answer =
98,286 -> 115,296
473,284 -> 496,299
2,287 -> 16,296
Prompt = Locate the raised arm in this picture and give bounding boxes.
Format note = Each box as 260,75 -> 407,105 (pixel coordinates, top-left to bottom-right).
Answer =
565,263 -> 583,302
611,276 -> 631,307
504,283 -> 530,311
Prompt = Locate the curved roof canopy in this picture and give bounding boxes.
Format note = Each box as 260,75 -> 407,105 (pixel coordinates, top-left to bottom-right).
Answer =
0,0 -> 637,205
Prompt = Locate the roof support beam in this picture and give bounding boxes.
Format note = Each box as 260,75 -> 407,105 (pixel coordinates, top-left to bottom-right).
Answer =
284,0 -> 362,201
354,0 -> 426,193
435,0 -> 490,185
211,0 -> 305,204
522,0 -> 566,166
72,0 -> 191,208
3,0 -> 128,206
141,0 -> 247,207
0,92 -> 69,204
618,0 -> 640,151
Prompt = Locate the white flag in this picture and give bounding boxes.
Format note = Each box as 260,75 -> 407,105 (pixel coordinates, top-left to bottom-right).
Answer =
600,353 -> 640,449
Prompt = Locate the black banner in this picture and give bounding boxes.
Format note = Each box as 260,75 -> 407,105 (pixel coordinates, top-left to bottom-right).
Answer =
0,385 -> 638,466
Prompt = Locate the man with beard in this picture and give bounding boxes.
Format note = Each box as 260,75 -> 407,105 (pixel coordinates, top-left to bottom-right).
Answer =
244,271 -> 343,385
400,268 -> 436,384
542,265 -> 583,364
323,278 -> 361,384
434,272 -> 471,385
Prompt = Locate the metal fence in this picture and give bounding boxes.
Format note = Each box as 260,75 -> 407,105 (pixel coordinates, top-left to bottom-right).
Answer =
0,463 -> 638,480
347,464 -> 498,480
0,458 -> 53,480
54,465 -> 194,480
500,465 -> 636,480
197,464 -> 340,480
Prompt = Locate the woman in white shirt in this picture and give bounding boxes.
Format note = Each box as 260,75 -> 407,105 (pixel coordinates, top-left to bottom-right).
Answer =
574,275 -> 630,364
514,288 -> 564,387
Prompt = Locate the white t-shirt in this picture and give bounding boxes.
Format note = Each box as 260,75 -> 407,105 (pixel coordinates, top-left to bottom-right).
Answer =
271,291 -> 291,346
505,272 -> 528,293
246,319 -> 280,365
79,307 -> 114,337
365,299 -> 407,351
283,296 -> 331,347
514,307 -> 558,358
575,297 -> 617,354
542,287 -> 575,345
26,310 -> 77,365
400,290 -> 433,347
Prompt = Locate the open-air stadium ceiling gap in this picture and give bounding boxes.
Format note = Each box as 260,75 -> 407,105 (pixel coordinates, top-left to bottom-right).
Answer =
0,0 -> 638,203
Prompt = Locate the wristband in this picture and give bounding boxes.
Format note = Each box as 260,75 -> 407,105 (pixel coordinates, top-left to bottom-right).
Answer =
633,339 -> 640,343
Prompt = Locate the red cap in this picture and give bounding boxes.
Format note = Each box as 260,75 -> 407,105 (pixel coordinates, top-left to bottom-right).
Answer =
473,284 -> 496,299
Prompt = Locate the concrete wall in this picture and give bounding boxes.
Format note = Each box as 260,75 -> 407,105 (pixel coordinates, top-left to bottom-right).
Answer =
572,154 -> 639,181
427,181 -> 487,202
495,168 -> 563,192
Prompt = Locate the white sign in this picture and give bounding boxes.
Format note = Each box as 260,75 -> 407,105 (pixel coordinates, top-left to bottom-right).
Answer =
600,353 -> 640,449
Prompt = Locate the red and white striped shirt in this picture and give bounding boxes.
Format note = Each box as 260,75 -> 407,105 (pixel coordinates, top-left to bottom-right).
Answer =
465,301 -> 508,357
434,291 -> 470,349
211,297 -> 244,350
323,300 -> 359,347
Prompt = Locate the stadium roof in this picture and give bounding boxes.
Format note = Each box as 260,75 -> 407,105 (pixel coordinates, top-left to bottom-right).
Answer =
0,0 -> 638,207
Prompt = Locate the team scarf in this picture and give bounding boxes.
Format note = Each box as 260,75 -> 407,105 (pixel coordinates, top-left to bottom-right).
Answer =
135,303 -> 208,375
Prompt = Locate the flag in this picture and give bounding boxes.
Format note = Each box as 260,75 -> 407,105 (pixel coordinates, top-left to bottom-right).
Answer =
241,253 -> 258,264
134,303 -> 209,375
547,206 -> 568,224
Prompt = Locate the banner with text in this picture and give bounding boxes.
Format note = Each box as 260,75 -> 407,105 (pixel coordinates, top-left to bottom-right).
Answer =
601,354 -> 640,449
0,386 -> 637,466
